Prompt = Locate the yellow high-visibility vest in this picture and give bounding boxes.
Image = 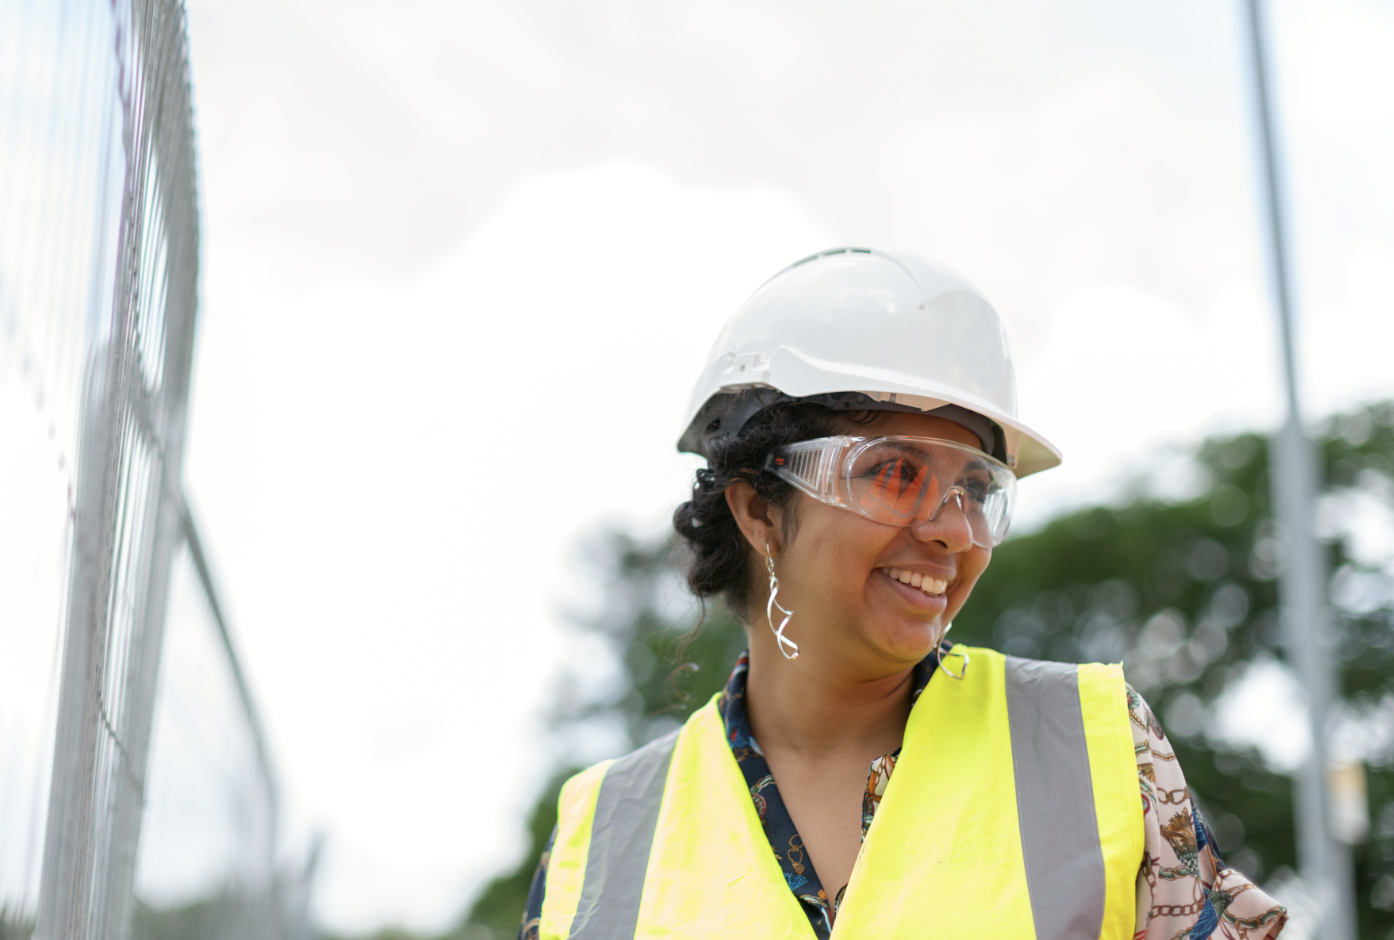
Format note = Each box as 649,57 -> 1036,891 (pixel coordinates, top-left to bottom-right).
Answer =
540,646 -> 1143,939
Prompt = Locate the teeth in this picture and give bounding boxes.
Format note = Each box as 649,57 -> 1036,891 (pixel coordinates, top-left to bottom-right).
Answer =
884,568 -> 948,596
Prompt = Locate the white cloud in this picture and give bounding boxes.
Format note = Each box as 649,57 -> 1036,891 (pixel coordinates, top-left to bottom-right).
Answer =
185,162 -> 830,928
1014,281 -> 1278,523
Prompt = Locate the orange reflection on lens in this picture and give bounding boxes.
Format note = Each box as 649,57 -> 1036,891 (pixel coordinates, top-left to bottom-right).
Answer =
855,458 -> 937,523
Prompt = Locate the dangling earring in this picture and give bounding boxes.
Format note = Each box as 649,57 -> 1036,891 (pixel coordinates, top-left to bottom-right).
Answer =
935,621 -> 969,680
765,542 -> 799,660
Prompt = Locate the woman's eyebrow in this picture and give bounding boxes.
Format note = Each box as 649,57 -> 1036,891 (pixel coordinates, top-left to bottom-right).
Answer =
888,446 -> 989,476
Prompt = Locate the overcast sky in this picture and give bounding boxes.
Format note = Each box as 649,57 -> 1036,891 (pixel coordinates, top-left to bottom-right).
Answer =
179,0 -> 1394,930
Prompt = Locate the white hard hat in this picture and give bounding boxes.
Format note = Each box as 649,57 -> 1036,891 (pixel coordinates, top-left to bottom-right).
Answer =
678,247 -> 1061,477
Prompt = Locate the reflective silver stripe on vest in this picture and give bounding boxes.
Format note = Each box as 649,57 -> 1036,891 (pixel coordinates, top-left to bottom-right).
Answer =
569,728 -> 681,939
1005,657 -> 1106,940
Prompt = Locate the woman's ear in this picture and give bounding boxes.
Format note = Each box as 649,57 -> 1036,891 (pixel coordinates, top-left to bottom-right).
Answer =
725,481 -> 781,555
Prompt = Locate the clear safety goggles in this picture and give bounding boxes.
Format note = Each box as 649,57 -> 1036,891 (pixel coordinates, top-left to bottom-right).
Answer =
764,436 -> 1017,548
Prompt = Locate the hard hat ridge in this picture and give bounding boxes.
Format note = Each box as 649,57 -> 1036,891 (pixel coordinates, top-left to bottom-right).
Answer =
677,247 -> 1062,477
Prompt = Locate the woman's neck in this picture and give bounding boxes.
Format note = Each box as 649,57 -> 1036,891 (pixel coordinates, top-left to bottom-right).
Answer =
742,642 -> 916,762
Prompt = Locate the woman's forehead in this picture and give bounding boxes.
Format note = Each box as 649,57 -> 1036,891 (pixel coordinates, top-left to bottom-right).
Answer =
862,411 -> 982,449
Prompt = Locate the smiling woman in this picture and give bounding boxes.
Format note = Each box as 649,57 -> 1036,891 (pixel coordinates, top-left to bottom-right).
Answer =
517,248 -> 1288,940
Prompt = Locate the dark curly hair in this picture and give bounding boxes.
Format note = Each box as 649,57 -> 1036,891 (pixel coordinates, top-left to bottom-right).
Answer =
672,396 -> 880,618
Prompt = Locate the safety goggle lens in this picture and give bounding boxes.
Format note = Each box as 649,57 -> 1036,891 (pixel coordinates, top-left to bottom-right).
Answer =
766,436 -> 1016,547
847,440 -> 1003,531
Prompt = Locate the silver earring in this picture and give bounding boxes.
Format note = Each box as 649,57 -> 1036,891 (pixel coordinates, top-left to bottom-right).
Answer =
935,621 -> 969,680
765,542 -> 799,660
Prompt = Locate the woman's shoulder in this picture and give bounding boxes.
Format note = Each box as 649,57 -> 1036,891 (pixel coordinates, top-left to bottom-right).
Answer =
957,644 -> 1129,688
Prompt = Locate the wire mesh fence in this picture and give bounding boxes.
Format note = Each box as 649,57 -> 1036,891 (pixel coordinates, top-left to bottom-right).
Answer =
128,515 -> 316,939
0,0 -> 311,936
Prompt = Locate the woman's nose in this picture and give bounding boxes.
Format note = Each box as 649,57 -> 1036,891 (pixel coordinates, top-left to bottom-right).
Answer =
908,490 -> 974,551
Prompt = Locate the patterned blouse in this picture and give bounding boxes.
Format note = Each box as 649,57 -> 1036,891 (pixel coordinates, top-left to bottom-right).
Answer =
520,651 -> 1288,939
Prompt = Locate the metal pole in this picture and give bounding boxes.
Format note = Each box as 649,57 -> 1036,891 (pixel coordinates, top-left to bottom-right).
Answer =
1241,0 -> 1356,934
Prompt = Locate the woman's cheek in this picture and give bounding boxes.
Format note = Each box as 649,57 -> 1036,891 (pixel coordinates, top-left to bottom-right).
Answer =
949,548 -> 992,617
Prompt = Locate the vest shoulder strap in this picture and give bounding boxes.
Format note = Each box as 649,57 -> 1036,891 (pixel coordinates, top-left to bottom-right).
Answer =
542,699 -> 812,940
837,646 -> 1141,940
1004,655 -> 1126,940
542,729 -> 679,940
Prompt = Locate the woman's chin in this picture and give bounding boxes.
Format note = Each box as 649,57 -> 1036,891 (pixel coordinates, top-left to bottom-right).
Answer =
866,618 -> 943,664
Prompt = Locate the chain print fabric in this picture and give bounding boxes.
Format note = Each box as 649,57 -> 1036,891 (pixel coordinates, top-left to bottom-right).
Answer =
1130,687 -> 1287,940
518,654 -> 1287,940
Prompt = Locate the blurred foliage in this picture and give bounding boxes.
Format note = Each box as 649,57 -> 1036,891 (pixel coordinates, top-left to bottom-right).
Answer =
0,895 -> 287,940
345,401 -> 1394,940
131,896 -> 240,939
130,891 -> 299,940
0,907 -> 33,940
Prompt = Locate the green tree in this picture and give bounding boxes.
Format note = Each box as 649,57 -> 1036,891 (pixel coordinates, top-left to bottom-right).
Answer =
0,907 -> 33,940
445,401 -> 1394,938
